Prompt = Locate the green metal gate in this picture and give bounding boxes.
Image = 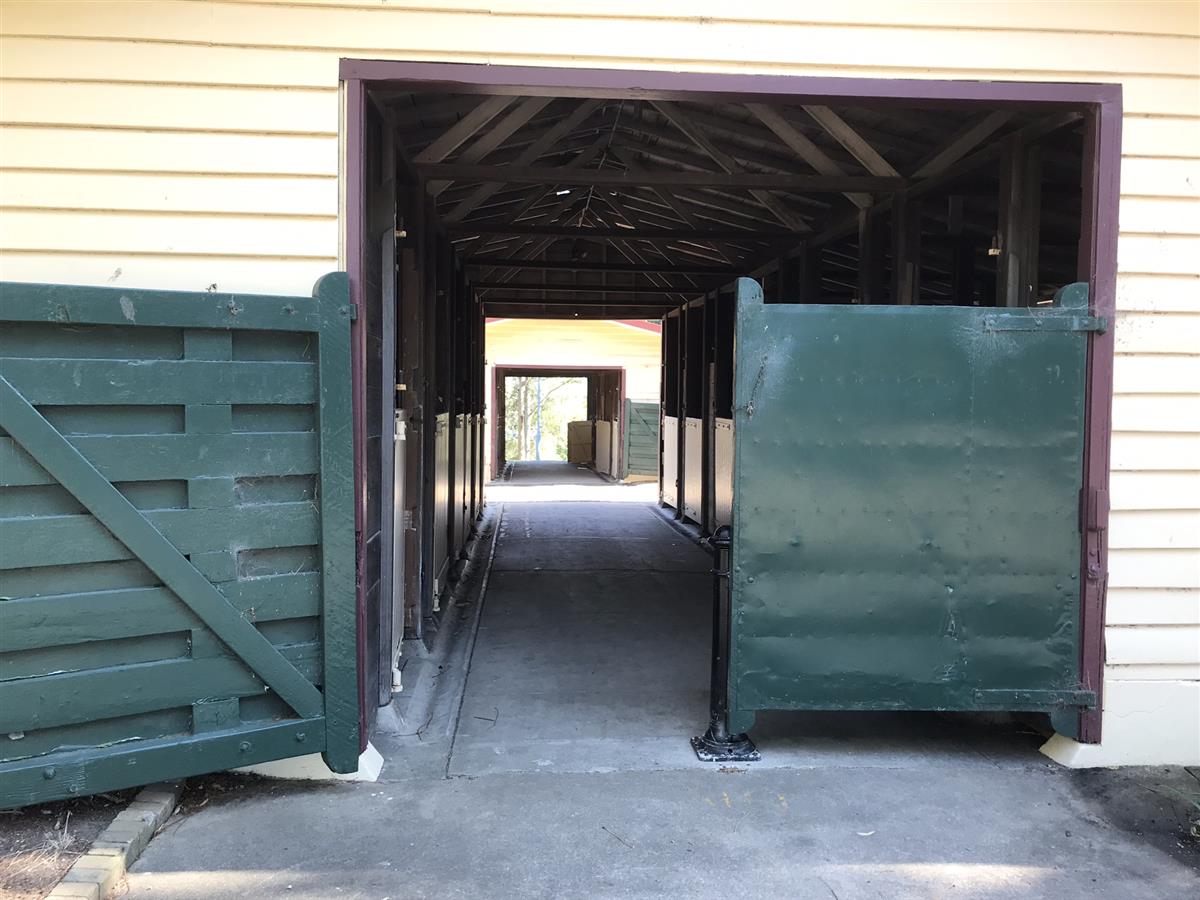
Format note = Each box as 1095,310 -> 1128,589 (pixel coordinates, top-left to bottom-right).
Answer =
728,277 -> 1101,738
0,275 -> 358,806
623,399 -> 659,478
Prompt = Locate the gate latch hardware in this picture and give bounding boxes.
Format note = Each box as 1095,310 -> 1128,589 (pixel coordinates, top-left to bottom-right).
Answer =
983,313 -> 1107,333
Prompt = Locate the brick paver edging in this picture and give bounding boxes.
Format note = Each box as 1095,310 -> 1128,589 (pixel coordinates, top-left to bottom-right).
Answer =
47,781 -> 183,900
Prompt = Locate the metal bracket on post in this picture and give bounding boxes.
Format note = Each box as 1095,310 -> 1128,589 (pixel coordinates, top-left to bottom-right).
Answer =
692,525 -> 760,763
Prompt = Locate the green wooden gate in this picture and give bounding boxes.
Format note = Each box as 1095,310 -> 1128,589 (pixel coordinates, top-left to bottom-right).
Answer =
623,399 -> 659,478
728,278 -> 1102,738
0,275 -> 358,806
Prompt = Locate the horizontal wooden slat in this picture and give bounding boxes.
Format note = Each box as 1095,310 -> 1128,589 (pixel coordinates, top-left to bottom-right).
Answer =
1111,471 -> 1200,510
1122,118 -> 1200,159
0,126 -> 337,176
1,81 -> 338,135
0,502 -> 318,569
1106,588 -> 1199,626
1105,663 -> 1200,680
0,358 -> 315,404
1107,624 -> 1200,665
1,433 -> 316,487
1110,510 -> 1200,549
1109,548 -> 1200,589
1111,394 -> 1200,433
0,640 -> 320,733
0,170 -> 338,217
1120,157 -> 1200,198
4,0 -> 1198,78
0,209 -> 337,258
0,252 -> 336,297
0,573 -> 321,652
1115,274 -> 1200,313
0,281 -> 324,331
1118,197 -> 1200,236
1117,235 -> 1200,276
1114,354 -> 1200,394
1111,432 -> 1200,471
1113,312 -> 1200,354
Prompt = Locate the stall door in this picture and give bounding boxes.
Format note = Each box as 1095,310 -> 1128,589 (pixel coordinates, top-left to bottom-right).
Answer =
728,278 -> 1101,737
0,275 -> 358,806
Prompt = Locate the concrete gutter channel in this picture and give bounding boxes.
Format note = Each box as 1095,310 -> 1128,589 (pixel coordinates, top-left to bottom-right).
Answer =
45,781 -> 182,900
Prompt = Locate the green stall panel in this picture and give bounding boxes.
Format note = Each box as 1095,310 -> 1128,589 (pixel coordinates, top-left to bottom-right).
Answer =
728,278 -> 1101,737
0,275 -> 358,806
623,399 -> 660,478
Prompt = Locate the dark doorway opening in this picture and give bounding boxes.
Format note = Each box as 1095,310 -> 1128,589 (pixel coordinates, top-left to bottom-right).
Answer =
344,61 -> 1118,751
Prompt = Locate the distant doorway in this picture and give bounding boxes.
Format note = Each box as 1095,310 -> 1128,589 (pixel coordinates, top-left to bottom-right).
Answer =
490,365 -> 625,478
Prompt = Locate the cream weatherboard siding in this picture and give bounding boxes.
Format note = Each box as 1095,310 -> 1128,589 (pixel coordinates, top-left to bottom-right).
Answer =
1,0 -> 1197,765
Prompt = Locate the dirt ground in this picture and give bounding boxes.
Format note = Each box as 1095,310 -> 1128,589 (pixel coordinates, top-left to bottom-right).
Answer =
0,789 -> 134,900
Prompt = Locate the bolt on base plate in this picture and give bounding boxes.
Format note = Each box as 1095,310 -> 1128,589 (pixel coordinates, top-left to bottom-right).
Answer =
691,731 -> 760,763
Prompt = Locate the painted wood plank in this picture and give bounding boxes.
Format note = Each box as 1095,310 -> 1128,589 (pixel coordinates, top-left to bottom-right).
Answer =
1111,395 -> 1200,433
1117,234 -> 1200,275
0,127 -> 338,177
0,502 -> 319,569
1107,588 -> 1200,626
1113,354 -> 1200,395
1116,275 -> 1200,313
0,433 -> 317,487
0,717 -> 324,808
0,359 -> 315,405
1107,625 -> 1200,665
6,1 -> 1197,77
0,252 -> 337,298
1113,312 -> 1200,354
0,378 -> 324,718
1110,510 -> 1200,549
0,209 -> 337,258
0,281 -> 323,331
0,641 -> 321,733
1111,471 -> 1200,511
1106,663 -> 1200,680
311,272 -> 359,772
0,573 -> 321,652
0,171 -> 339,218
1111,433 -> 1200,471
1108,548 -> 1200,589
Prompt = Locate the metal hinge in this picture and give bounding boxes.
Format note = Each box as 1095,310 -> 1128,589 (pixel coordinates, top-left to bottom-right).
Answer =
1080,486 -> 1110,533
983,313 -> 1107,333
974,688 -> 1097,708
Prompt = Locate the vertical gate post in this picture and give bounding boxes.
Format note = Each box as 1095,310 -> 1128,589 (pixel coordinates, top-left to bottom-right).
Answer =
692,525 -> 759,762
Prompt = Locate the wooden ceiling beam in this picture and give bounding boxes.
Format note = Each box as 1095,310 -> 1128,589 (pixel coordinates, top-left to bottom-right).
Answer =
466,258 -> 734,276
419,163 -> 902,192
411,95 -> 516,165
447,225 -> 783,240
802,105 -> 902,178
650,100 -> 810,232
912,110 -> 1015,177
745,103 -> 872,210
427,96 -> 553,197
444,99 -> 605,223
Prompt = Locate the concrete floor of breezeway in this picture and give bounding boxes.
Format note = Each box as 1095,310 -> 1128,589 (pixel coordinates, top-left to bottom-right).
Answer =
123,461 -> 1200,899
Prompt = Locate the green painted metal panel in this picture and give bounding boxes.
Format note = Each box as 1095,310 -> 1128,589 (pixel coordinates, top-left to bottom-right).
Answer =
728,278 -> 1095,735
623,400 -> 660,478
0,275 -> 357,806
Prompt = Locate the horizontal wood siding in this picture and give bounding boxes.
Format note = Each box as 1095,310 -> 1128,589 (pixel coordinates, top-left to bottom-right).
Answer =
1,0 -> 1197,760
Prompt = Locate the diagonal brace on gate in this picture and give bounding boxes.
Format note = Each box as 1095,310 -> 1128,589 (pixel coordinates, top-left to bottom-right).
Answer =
0,376 -> 325,720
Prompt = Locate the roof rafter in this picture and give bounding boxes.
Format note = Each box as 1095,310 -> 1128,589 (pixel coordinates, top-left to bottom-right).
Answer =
427,96 -> 553,197
801,105 -> 902,178
650,100 -> 810,232
411,95 -> 516,165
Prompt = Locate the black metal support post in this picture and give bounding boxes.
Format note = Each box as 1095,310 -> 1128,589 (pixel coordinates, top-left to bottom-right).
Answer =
692,525 -> 760,762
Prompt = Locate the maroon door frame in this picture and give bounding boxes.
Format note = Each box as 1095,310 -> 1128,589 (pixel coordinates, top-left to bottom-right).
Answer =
491,364 -> 626,476
342,60 -> 1120,744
